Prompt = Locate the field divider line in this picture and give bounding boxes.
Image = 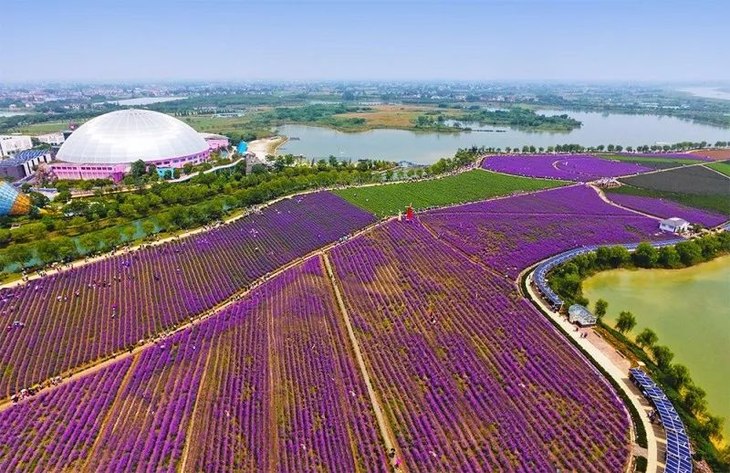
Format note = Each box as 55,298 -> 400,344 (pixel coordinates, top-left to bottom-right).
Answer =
322,252 -> 406,472
701,163 -> 730,180
178,345 -> 214,473
588,185 -> 664,222
79,354 -> 140,470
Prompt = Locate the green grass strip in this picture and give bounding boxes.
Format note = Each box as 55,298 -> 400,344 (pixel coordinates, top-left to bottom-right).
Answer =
598,154 -> 699,167
705,160 -> 730,177
334,170 -> 566,217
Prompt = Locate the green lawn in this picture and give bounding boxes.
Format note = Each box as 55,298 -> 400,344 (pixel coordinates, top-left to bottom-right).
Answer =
705,161 -> 730,177
17,120 -> 72,134
334,170 -> 567,217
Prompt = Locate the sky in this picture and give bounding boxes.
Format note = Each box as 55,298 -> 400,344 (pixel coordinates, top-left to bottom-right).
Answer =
2,0 -> 728,83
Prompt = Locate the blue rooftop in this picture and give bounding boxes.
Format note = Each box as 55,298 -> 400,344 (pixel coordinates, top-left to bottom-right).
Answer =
0,149 -> 49,167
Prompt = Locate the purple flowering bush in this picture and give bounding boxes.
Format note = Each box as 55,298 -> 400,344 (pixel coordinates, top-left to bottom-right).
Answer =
607,193 -> 727,227
482,154 -> 651,181
0,359 -> 132,471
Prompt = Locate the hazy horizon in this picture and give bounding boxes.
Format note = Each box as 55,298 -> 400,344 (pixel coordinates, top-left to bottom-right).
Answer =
3,0 -> 729,83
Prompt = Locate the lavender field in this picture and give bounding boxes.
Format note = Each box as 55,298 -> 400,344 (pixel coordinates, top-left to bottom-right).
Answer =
607,193 -> 728,227
329,221 -> 630,471
482,154 -> 651,181
0,192 -> 375,397
0,183 -> 652,471
0,257 -> 387,472
423,185 -> 676,276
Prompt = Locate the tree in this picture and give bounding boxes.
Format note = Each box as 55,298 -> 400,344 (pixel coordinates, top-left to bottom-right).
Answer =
35,240 -> 62,264
28,191 -> 50,209
130,160 -> 147,178
596,245 -> 630,269
251,164 -> 267,175
615,310 -> 636,334
632,242 -> 658,268
100,228 -> 122,250
683,385 -> 707,415
55,236 -> 78,261
0,229 -> 11,245
594,299 -> 608,320
121,225 -> 136,243
675,240 -> 703,266
141,220 -> 156,237
701,415 -> 724,441
5,244 -> 32,269
79,233 -> 101,254
657,246 -> 682,268
651,345 -> 674,369
667,364 -> 692,391
635,328 -> 658,349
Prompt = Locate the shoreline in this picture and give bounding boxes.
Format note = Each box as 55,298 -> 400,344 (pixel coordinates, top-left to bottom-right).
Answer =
248,135 -> 288,161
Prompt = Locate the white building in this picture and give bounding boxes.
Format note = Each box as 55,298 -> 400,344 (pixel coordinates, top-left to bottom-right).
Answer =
659,217 -> 690,234
35,132 -> 65,145
568,304 -> 597,326
0,135 -> 33,157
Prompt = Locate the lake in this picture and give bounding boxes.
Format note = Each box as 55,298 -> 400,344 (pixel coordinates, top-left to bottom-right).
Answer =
276,109 -> 730,164
583,256 -> 730,438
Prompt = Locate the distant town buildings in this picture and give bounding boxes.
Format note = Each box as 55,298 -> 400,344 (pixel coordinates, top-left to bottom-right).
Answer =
0,135 -> 33,157
35,132 -> 65,146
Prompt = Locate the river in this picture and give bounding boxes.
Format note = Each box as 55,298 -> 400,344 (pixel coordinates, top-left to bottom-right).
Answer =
276,109 -> 730,164
583,255 -> 730,438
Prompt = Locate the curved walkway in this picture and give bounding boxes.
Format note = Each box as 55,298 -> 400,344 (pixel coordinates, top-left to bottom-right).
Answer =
524,273 -> 660,473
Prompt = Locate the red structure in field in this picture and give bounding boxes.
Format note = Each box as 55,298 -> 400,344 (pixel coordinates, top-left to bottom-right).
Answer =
405,205 -> 414,222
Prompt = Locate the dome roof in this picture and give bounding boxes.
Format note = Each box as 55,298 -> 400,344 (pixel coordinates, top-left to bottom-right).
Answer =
56,109 -> 209,165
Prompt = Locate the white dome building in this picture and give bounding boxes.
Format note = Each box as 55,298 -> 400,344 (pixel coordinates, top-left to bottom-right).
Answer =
52,109 -> 212,181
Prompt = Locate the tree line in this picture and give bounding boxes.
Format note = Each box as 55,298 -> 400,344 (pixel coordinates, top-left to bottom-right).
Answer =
547,234 -> 730,467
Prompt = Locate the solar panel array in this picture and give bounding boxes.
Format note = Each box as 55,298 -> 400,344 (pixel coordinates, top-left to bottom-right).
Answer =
0,149 -> 49,167
629,368 -> 693,473
532,239 -> 685,308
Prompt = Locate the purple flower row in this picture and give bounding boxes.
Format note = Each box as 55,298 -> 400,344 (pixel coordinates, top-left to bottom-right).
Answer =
0,192 -> 376,397
607,193 -> 727,227
482,154 -> 652,181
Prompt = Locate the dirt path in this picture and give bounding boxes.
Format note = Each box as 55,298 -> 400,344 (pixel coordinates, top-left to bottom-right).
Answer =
178,347 -> 214,472
701,163 -> 730,180
322,252 -> 406,472
589,184 -> 664,221
80,355 -> 139,470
